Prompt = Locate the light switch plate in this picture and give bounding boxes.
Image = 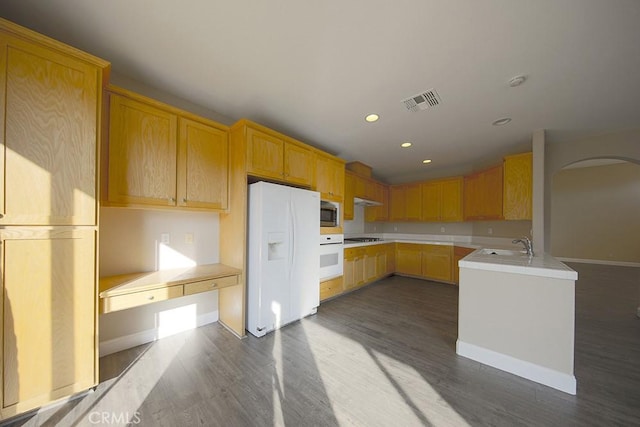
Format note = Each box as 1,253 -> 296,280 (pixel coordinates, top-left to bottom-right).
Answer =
161,233 -> 170,244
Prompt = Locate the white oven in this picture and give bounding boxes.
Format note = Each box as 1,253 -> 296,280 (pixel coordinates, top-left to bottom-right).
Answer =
319,234 -> 344,281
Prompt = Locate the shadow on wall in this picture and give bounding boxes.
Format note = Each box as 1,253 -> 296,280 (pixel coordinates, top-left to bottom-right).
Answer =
551,159 -> 640,264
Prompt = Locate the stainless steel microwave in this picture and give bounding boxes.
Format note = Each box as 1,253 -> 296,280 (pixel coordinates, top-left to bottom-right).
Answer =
320,201 -> 339,227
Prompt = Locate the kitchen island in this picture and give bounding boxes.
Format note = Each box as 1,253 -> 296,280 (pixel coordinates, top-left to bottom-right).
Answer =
457,249 -> 578,394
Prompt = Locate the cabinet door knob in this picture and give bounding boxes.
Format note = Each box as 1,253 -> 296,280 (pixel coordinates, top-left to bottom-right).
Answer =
147,295 -> 155,300
169,197 -> 176,203
183,198 -> 187,203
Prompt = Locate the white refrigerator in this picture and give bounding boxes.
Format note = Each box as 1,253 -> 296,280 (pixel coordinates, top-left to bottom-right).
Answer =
247,181 -> 320,337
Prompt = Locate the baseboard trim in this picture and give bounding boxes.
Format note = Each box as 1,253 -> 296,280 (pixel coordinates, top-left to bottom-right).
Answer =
99,311 -> 218,356
456,340 -> 576,395
556,257 -> 640,268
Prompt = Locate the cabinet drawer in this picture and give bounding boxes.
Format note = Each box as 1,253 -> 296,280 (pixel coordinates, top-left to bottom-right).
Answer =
320,276 -> 344,301
101,285 -> 184,313
184,275 -> 238,295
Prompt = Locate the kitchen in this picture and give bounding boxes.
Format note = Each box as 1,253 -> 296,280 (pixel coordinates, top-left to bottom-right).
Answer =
1,1 -> 640,426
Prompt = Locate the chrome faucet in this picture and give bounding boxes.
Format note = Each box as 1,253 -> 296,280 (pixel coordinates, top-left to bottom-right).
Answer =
512,236 -> 534,256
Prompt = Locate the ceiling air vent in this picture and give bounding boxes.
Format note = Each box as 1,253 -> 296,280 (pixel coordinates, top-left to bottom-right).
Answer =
401,89 -> 442,112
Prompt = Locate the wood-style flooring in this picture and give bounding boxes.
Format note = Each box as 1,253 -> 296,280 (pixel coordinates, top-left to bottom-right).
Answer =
4,263 -> 640,426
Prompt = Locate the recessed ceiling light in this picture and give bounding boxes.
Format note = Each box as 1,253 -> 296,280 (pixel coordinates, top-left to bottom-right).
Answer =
422,159 -> 432,164
401,142 -> 412,148
508,75 -> 527,87
365,113 -> 379,123
492,117 -> 512,126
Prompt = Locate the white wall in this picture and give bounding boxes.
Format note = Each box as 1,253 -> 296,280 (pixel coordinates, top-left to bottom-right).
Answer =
99,207 -> 221,355
551,161 -> 640,263
544,129 -> 640,252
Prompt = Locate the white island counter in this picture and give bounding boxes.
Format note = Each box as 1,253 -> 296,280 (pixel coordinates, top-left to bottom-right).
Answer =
457,248 -> 578,394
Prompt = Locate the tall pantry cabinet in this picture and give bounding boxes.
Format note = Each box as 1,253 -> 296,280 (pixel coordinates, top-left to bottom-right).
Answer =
0,19 -> 109,419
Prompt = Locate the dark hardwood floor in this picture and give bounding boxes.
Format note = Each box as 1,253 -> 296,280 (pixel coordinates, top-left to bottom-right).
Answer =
5,263 -> 640,426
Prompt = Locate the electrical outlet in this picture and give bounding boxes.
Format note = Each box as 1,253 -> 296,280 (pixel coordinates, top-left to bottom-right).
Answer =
394,226 -> 398,232
440,226 -> 445,233
185,233 -> 194,244
488,227 -> 493,235
373,225 -> 377,231
161,233 -> 170,244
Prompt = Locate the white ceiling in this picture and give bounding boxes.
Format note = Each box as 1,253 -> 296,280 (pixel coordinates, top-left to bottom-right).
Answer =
2,1 -> 640,183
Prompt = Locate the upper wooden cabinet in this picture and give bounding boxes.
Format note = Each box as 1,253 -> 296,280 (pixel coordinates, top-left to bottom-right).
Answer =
344,171 -> 355,220
390,183 -> 421,221
105,87 -> 229,211
421,177 -> 463,222
503,152 -> 532,220
107,93 -> 178,207
365,182 -> 389,222
246,125 -> 314,187
315,153 -> 345,202
178,118 -> 229,210
0,25 -> 108,226
463,164 -> 503,221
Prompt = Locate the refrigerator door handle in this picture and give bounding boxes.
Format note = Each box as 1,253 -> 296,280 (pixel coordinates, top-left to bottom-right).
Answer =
290,200 -> 296,272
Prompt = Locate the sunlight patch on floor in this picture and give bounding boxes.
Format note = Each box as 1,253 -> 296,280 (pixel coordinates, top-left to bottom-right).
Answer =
302,321 -> 470,426
56,336 -> 187,425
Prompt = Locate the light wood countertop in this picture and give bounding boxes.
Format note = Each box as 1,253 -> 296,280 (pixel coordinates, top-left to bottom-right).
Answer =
99,264 -> 242,298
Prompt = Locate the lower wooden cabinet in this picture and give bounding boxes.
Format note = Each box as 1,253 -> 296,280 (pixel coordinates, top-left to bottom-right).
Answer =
335,244 -> 394,299
395,243 -> 423,276
394,243 -> 454,282
1,228 -> 97,418
331,242 -> 463,302
344,248 -> 365,290
422,244 -> 453,282
320,276 -> 344,301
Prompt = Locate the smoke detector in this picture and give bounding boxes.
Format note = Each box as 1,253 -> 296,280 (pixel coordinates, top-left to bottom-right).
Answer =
401,89 -> 442,112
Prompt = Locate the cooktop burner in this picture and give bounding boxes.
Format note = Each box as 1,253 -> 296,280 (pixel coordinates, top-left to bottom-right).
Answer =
345,237 -> 383,242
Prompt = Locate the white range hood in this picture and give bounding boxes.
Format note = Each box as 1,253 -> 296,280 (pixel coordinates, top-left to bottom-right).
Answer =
353,197 -> 382,207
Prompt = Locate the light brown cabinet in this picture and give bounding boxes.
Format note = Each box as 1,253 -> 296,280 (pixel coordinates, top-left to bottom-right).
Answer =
421,244 -> 453,282
389,184 -> 421,221
246,125 -> 314,187
178,118 -> 229,210
315,153 -> 345,203
394,242 -> 453,282
421,177 -> 463,222
365,182 -> 389,222
464,164 -> 504,220
503,152 -> 532,220
395,243 -> 423,276
106,88 -> 229,211
1,229 -> 97,416
320,276 -> 344,301
333,243 -> 394,300
344,247 -> 366,290
1,29 -> 102,226
344,171 -> 355,220
365,246 -> 378,282
0,18 -> 108,419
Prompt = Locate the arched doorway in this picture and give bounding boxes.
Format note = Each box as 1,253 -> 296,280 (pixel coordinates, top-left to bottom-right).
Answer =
550,158 -> 640,265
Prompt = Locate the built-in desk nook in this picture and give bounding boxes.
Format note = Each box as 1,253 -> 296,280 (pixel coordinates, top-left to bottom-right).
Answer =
99,264 -> 242,314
